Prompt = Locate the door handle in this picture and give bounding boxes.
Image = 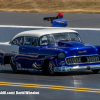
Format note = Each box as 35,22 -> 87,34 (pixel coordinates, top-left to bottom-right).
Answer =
22,48 -> 25,49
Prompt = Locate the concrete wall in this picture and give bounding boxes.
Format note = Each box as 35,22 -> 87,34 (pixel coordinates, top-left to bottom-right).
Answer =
72,29 -> 100,45
0,26 -> 100,45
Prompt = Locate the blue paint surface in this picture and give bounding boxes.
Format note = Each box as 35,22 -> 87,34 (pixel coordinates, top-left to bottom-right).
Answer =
11,41 -> 100,71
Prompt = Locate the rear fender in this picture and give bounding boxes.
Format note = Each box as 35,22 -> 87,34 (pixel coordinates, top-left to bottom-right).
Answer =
3,55 -> 15,65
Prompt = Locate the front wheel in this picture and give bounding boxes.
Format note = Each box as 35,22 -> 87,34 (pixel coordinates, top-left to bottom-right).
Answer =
92,69 -> 99,74
43,60 -> 54,75
10,57 -> 18,73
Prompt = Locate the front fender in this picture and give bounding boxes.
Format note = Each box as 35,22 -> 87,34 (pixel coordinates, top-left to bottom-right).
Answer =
85,43 -> 100,55
39,48 -> 64,56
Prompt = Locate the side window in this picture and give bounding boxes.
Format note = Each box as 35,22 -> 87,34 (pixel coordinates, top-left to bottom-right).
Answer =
12,37 -> 24,46
24,37 -> 32,46
31,37 -> 39,46
40,36 -> 48,46
47,35 -> 55,44
39,35 -> 55,46
24,36 -> 39,46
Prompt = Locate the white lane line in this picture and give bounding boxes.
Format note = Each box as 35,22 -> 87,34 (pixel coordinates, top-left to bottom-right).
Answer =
71,28 -> 100,31
0,25 -> 50,28
0,25 -> 100,30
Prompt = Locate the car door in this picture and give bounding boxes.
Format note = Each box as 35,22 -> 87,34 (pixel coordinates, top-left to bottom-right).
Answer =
16,36 -> 40,69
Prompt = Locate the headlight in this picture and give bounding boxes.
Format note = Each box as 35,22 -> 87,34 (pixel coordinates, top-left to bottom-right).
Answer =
58,52 -> 66,59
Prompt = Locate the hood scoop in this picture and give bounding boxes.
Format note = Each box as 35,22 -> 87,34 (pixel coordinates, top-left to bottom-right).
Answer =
58,41 -> 84,47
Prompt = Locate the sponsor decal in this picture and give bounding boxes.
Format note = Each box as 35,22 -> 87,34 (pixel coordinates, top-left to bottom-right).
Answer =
56,21 -> 65,23
78,50 -> 87,53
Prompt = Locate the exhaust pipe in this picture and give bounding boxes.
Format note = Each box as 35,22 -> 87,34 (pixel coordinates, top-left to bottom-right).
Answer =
32,63 -> 42,70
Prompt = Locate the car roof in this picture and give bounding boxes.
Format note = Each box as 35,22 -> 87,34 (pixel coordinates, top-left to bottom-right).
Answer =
12,28 -> 78,40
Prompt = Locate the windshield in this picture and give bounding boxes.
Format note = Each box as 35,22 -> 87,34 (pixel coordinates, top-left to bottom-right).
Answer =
53,32 -> 81,43
39,32 -> 81,46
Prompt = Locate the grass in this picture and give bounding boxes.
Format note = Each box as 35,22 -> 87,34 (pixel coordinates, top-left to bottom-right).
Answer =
0,0 -> 100,13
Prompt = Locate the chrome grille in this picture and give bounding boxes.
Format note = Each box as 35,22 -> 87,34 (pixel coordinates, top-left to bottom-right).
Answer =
66,55 -> 100,65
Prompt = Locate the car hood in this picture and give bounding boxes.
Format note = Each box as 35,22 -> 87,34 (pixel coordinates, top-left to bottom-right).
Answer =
43,41 -> 99,56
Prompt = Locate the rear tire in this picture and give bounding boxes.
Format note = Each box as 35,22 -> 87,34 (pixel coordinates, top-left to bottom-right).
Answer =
10,57 -> 18,73
92,69 -> 99,74
43,60 -> 54,75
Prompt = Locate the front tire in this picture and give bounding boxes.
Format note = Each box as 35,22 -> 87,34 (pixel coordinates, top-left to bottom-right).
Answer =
92,69 -> 99,74
43,60 -> 54,75
10,57 -> 18,73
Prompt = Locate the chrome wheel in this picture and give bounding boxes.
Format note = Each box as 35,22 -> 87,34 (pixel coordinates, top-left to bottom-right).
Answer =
48,61 -> 54,75
11,57 -> 15,65
10,57 -> 17,73
43,60 -> 54,75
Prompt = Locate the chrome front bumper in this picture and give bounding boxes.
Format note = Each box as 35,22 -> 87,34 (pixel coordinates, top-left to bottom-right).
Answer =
54,65 -> 100,72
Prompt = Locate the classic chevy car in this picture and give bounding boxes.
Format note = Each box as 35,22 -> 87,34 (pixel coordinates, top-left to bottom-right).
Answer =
0,28 -> 100,75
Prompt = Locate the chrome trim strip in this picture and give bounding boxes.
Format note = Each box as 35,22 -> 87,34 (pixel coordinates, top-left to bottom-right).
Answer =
66,54 -> 99,58
54,65 -> 100,72
66,61 -> 100,65
18,53 -> 57,57
16,54 -> 39,58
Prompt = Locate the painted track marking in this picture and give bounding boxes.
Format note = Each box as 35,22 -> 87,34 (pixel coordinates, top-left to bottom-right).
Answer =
0,82 -> 100,93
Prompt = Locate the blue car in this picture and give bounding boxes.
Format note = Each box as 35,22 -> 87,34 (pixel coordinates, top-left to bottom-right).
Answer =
0,28 -> 100,75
